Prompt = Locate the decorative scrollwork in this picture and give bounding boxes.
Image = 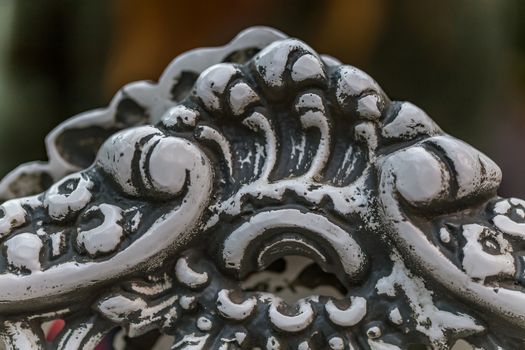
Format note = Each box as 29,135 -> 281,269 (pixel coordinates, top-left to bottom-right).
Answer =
0,26 -> 523,349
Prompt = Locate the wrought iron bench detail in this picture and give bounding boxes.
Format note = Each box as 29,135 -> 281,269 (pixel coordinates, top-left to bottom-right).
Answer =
0,27 -> 522,349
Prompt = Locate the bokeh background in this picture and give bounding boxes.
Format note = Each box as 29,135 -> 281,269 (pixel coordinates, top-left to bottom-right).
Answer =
0,2 -> 522,349
0,0 -> 524,197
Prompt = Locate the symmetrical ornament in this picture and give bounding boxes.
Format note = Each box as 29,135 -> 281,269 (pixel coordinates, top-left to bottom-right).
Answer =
0,26 -> 523,349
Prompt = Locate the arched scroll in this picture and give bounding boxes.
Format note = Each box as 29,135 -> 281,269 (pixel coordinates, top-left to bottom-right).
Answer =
0,27 -> 522,349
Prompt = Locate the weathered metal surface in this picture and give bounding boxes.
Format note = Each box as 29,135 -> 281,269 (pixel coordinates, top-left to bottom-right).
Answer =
0,27 -> 522,349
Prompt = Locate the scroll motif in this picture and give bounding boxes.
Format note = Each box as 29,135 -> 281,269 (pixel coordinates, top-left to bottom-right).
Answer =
0,27 -> 522,349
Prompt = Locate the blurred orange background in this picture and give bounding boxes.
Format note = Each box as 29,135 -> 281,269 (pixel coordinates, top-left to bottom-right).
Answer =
0,0 -> 524,196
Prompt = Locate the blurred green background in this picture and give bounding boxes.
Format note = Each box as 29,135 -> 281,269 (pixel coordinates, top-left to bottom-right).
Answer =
0,0 -> 524,196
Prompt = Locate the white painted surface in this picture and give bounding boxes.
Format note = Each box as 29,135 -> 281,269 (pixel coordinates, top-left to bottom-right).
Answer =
222,209 -> 366,278
196,317 -> 212,331
336,65 -> 380,100
148,138 -> 191,195
439,227 -> 451,243
44,174 -> 93,220
256,39 -> 314,88
1,321 -> 43,349
376,254 -> 483,345
357,94 -> 382,120
50,231 -> 65,257
175,257 -> 208,289
427,136 -> 501,198
179,295 -> 196,310
77,204 -> 124,256
229,82 -> 259,115
368,340 -> 401,350
461,224 -> 514,280
390,147 -> 449,205
97,126 -> 161,196
382,102 -> 440,139
388,307 -> 403,325
324,297 -> 367,327
0,200 -> 26,237
0,136 -> 213,307
195,64 -> 238,111
328,337 -> 344,350
265,335 -> 281,350
291,54 -> 325,82
268,299 -> 314,332
196,125 -> 234,176
216,289 -> 255,320
380,142 -> 525,329
493,201 -> 525,238
5,233 -> 43,272
161,105 -> 198,127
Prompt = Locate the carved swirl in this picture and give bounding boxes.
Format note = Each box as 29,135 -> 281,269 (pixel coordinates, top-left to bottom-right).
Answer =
0,27 -> 522,349
0,126 -> 213,313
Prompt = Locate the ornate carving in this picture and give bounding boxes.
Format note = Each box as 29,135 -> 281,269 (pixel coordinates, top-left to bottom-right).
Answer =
0,27 -> 523,349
